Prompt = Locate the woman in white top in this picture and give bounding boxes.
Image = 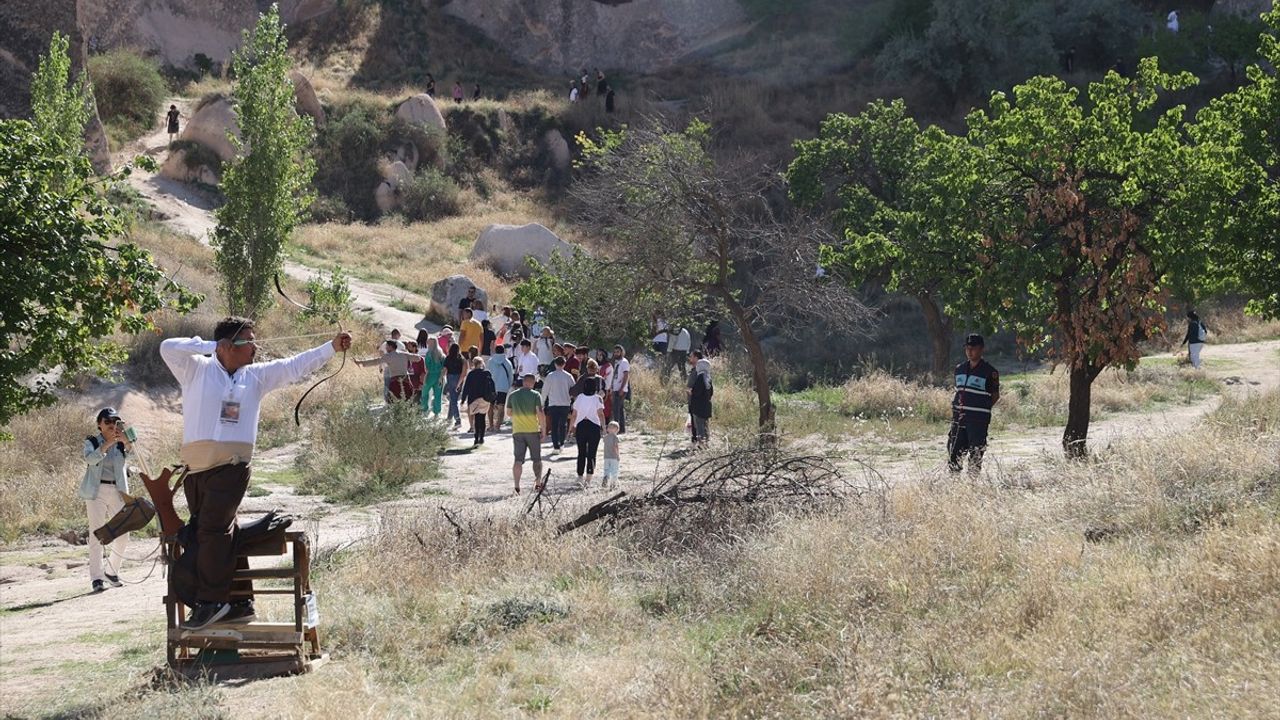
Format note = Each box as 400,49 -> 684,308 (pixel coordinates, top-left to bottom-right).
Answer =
568,369 -> 607,482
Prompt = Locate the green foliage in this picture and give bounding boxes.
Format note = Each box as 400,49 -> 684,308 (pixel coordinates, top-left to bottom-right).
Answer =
875,0 -> 1144,104
0,120 -> 201,434
29,32 -> 92,167
213,7 -> 317,318
512,249 -> 654,350
87,50 -> 167,146
397,167 -> 462,222
1192,9 -> 1280,318
168,139 -> 223,174
297,397 -> 449,503
302,267 -> 354,322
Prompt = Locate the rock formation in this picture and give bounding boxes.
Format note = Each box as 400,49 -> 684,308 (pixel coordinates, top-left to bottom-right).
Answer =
289,70 -> 325,127
440,0 -> 747,73
543,129 -> 571,173
395,93 -> 446,133
471,223 -> 575,279
175,96 -> 240,162
431,275 -> 489,322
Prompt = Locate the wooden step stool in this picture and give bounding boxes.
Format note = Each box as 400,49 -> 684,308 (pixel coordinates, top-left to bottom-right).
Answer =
164,529 -> 329,680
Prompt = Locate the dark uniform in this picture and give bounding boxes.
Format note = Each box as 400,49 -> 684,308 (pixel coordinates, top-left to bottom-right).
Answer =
948,356 -> 999,473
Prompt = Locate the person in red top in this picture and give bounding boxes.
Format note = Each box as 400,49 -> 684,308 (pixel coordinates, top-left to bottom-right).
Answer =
404,340 -> 427,402
564,342 -> 581,377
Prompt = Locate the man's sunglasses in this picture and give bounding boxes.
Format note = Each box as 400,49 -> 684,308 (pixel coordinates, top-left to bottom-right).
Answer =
231,339 -> 257,347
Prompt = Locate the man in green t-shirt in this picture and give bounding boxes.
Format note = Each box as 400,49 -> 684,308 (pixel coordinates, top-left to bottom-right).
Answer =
506,373 -> 546,494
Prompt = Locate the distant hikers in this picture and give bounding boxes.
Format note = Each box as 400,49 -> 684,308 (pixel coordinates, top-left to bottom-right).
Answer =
460,356 -> 495,446
1183,311 -> 1208,369
948,334 -> 1000,476
507,373 -> 547,494
418,330 -> 446,418
473,83 -> 482,101
605,85 -> 616,113
166,104 -> 181,143
601,420 -> 621,487
569,370 -> 606,484
425,72 -> 436,97
687,351 -> 713,446
444,342 -> 465,427
570,82 -> 580,103
355,340 -> 416,401
452,81 -> 464,104
596,68 -> 607,96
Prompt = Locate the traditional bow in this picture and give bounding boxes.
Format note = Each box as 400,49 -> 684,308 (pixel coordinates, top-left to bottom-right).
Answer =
275,273 -> 347,426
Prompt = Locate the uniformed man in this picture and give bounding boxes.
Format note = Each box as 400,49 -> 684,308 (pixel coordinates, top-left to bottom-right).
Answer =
948,333 -> 999,475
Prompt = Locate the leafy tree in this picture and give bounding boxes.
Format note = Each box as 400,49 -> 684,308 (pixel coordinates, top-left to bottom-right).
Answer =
959,59 -> 1230,456
570,120 -> 872,434
0,120 -> 201,435
213,7 -> 316,318
1192,9 -> 1280,319
29,32 -> 93,170
787,99 -> 979,378
302,267 -> 354,322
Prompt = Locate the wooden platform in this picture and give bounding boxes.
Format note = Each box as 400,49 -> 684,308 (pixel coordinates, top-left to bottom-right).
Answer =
165,530 -> 324,680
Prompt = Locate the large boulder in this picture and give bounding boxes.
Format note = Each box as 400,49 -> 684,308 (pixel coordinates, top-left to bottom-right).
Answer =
289,70 -> 325,127
430,275 -> 488,322
159,147 -> 220,186
470,223 -> 574,279
177,96 -> 239,162
543,129 -> 570,172
395,93 -> 446,132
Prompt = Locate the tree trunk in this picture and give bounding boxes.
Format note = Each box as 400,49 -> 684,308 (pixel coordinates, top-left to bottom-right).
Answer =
1062,361 -> 1103,458
724,296 -> 775,439
916,293 -> 953,379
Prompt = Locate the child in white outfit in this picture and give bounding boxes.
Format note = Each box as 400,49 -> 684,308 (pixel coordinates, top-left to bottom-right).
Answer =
601,421 -> 621,487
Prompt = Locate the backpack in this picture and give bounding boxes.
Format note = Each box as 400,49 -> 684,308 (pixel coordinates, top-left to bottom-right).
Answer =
87,435 -> 126,457
1197,322 -> 1207,342
484,372 -> 498,403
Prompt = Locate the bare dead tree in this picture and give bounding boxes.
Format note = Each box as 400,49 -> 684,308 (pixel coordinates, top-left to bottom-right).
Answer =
570,117 -> 875,436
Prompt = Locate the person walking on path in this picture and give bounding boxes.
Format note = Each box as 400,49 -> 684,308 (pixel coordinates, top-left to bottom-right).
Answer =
1182,311 -> 1209,369
425,73 -> 436,97
166,104 -> 181,144
569,373 -> 606,485
161,317 -> 351,629
507,374 -> 547,494
419,332 -> 446,417
404,340 -> 426,403
517,339 -> 541,380
452,81 -> 464,104
609,345 -> 631,434
437,326 -> 454,353
443,343 -> 466,428
487,344 -> 515,430
668,326 -> 691,382
534,327 -> 557,375
601,421 -> 621,487
569,82 -> 579,103
459,309 -> 484,362
687,352 -> 713,445
459,357 -> 495,446
80,407 -> 132,592
543,357 -> 574,453
948,334 -> 1000,475
355,340 -> 416,401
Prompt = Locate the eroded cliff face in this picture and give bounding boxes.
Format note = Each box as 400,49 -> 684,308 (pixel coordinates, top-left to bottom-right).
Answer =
439,0 -> 748,73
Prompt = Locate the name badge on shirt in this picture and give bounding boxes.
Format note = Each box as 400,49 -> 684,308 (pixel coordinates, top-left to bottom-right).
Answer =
220,400 -> 242,424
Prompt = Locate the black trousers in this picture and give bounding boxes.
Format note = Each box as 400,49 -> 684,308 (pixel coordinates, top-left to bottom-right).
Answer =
947,421 -> 989,473
575,422 -> 601,476
548,405 -> 570,449
183,462 -> 253,603
474,413 -> 487,442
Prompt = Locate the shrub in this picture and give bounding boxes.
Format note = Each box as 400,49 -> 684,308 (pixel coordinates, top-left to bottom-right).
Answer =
308,195 -> 352,223
397,167 -> 462,222
302,266 -> 354,321
168,139 -> 223,174
297,397 -> 449,503
87,49 -> 167,145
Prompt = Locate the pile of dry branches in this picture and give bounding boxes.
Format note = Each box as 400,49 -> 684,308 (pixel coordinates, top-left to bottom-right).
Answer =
556,447 -> 880,547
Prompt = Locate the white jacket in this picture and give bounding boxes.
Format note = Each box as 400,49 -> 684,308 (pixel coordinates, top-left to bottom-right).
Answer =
160,337 -> 336,446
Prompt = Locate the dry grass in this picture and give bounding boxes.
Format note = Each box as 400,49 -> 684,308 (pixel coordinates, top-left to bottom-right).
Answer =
118,388 -> 1272,718
996,364 -> 1220,429
290,188 -> 573,303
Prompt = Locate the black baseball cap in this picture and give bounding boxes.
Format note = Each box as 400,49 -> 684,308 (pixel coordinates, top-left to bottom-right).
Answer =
964,334 -> 985,347
96,407 -> 122,423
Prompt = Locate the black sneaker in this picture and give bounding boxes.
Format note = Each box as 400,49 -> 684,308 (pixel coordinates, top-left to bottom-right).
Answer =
223,600 -> 256,624
92,579 -> 105,593
180,602 -> 230,630
104,574 -> 123,588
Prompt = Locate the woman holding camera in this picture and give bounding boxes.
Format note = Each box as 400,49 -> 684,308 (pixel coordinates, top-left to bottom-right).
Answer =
78,407 -> 132,593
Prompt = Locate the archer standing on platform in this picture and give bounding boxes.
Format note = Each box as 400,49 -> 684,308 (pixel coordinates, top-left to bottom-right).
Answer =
161,317 -> 351,630
948,334 -> 999,475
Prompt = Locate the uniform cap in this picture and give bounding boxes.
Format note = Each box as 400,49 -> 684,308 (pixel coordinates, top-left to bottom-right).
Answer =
964,333 -> 985,347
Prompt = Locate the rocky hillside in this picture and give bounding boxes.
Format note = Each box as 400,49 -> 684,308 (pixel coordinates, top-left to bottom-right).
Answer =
438,0 -> 749,72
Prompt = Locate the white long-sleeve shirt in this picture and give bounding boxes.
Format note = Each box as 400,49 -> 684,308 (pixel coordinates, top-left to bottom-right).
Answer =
160,337 -> 336,447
